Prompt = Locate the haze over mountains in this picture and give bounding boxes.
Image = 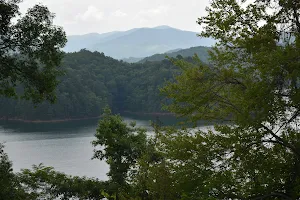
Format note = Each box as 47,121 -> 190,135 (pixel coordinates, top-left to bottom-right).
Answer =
64,25 -> 215,59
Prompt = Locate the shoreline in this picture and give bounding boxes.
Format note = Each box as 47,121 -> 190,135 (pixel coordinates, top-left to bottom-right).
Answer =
121,111 -> 174,116
0,116 -> 101,123
0,112 -> 174,123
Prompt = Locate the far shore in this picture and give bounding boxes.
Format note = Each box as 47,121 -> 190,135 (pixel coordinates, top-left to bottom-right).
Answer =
122,111 -> 174,116
0,116 -> 101,123
0,112 -> 174,123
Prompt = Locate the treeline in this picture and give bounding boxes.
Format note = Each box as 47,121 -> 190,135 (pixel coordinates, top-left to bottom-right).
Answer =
0,50 -> 198,120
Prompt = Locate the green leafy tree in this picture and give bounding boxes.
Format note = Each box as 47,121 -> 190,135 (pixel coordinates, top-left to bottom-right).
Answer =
92,107 -> 147,200
161,0 -> 300,199
0,0 -> 67,103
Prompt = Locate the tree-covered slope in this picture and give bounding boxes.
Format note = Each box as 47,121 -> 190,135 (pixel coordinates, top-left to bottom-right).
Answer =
140,46 -> 211,63
0,50 -> 179,120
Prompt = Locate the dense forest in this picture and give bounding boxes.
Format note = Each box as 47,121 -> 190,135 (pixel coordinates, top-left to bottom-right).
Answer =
0,50 -> 199,120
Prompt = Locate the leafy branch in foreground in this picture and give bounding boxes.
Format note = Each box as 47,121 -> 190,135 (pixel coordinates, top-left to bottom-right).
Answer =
0,0 -> 67,103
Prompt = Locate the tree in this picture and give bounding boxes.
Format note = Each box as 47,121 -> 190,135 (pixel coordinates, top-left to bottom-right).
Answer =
0,144 -> 31,200
0,0 -> 67,103
0,143 -> 18,200
161,0 -> 300,199
92,107 -> 147,199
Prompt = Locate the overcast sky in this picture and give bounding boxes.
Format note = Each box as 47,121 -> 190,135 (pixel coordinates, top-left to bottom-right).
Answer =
19,0 -> 210,36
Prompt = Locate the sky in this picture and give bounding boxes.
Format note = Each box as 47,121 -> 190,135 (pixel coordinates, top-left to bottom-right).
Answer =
19,0 -> 211,36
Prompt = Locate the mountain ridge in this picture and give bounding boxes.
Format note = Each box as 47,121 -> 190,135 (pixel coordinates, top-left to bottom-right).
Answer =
139,46 -> 211,63
64,26 -> 215,59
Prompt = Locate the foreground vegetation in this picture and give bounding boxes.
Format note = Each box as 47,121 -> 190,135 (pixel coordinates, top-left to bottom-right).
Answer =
0,0 -> 66,104
1,0 -> 300,199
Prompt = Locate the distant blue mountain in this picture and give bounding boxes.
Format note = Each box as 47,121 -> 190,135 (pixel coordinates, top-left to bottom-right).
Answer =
64,26 -> 216,59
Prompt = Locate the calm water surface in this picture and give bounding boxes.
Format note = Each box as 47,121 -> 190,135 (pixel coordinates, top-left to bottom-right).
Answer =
0,115 -> 183,179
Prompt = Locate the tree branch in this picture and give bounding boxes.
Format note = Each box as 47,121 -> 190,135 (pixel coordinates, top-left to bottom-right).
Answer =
292,2 -> 300,34
275,109 -> 300,134
213,92 -> 242,114
260,124 -> 300,157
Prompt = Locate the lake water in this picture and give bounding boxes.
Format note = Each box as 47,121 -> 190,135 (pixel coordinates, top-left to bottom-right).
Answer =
0,114 -> 184,180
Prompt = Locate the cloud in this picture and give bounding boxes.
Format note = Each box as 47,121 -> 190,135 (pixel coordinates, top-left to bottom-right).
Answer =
19,0 -> 211,35
112,10 -> 127,17
76,5 -> 104,21
138,5 -> 171,17
135,5 -> 171,25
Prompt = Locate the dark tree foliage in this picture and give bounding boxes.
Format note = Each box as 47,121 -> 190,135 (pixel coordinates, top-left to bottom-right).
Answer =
0,144 -> 33,200
0,0 -> 67,103
0,143 -> 20,200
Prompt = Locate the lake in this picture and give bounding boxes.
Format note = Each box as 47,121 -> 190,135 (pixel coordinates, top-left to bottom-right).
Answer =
0,114 -> 185,180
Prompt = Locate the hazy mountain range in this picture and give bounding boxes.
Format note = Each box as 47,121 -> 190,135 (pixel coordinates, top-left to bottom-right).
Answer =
64,25 -> 215,59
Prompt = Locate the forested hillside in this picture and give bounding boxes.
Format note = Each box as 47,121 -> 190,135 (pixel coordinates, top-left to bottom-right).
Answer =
140,46 -> 211,63
0,50 -> 185,120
